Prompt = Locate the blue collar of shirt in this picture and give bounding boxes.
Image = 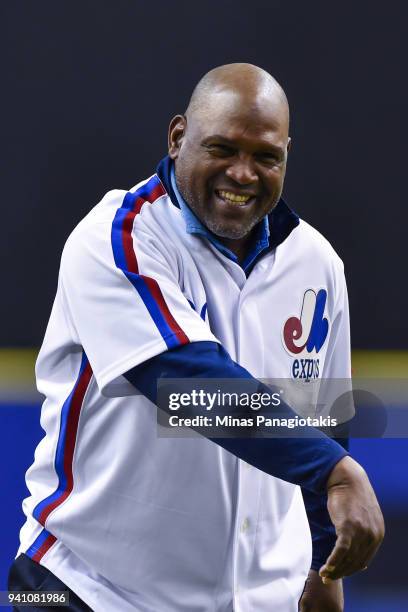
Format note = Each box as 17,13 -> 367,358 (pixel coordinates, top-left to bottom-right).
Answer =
170,165 -> 270,273
156,155 -> 300,275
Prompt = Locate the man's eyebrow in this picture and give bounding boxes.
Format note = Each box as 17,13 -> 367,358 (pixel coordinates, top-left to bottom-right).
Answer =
201,135 -> 285,155
201,135 -> 233,145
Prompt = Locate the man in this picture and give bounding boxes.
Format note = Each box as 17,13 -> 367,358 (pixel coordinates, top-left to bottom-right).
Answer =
9,64 -> 384,611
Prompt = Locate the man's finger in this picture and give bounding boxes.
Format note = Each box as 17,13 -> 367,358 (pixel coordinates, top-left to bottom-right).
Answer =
321,553 -> 363,581
339,541 -> 381,578
319,535 -> 351,580
335,524 -> 384,579
320,535 -> 376,581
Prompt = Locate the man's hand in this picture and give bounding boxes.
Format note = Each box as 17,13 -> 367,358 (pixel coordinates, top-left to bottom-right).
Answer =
299,569 -> 343,612
319,456 -> 384,583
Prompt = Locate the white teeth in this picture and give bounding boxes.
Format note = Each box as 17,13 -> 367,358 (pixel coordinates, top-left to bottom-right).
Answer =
218,190 -> 251,203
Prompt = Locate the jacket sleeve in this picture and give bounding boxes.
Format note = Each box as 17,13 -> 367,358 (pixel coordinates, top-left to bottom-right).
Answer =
125,341 -> 348,494
59,206 -> 219,397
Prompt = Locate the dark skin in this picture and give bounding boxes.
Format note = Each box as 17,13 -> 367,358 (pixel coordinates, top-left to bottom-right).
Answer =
168,71 -> 290,262
168,64 -> 384,611
300,570 -> 344,612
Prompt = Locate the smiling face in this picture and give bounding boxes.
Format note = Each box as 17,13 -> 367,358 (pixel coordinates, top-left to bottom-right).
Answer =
168,83 -> 290,243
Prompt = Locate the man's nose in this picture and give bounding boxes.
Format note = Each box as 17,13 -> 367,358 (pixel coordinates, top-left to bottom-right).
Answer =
225,156 -> 258,185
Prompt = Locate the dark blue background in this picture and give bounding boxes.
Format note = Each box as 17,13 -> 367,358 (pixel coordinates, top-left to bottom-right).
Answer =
2,0 -> 408,348
1,403 -> 407,611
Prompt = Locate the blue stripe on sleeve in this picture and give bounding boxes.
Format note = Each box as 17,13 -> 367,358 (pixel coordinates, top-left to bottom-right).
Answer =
32,351 -> 89,522
110,177 -> 189,349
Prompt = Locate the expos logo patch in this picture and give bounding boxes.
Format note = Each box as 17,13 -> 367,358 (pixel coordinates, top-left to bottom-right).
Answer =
282,289 -> 329,380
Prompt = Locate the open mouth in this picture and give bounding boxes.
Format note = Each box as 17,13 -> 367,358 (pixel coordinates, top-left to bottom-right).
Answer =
215,190 -> 256,207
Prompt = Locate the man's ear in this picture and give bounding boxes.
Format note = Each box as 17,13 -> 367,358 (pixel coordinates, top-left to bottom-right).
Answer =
286,137 -> 292,154
168,115 -> 187,159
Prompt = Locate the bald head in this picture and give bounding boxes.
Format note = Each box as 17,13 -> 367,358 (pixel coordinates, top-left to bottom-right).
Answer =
186,63 -> 289,127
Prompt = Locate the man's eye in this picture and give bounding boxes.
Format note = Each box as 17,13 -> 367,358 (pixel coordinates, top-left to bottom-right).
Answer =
257,153 -> 281,165
204,144 -> 234,156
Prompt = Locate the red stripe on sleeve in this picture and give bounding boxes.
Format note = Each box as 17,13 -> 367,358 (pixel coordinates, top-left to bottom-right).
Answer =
122,210 -> 139,273
38,363 -> 93,525
146,182 -> 166,203
120,177 -> 189,345
142,276 -> 189,345
32,534 -> 57,562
